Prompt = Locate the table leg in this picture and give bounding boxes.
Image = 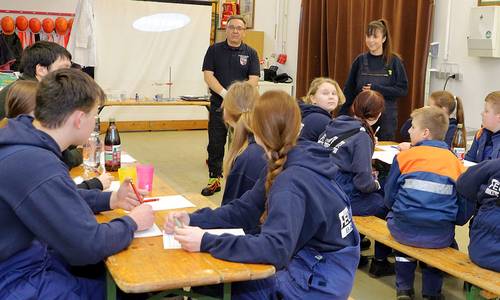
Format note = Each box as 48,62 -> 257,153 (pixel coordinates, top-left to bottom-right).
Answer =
223,283 -> 231,300
106,270 -> 117,300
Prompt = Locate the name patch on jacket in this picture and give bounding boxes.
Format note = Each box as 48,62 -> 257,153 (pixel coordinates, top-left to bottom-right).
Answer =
485,179 -> 500,197
239,55 -> 249,66
339,207 -> 354,238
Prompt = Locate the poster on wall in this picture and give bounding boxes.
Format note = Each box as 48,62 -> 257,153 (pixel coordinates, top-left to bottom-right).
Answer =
218,0 -> 254,29
238,0 -> 254,28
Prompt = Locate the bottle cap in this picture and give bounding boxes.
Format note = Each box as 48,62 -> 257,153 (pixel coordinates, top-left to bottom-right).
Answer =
457,124 -> 463,129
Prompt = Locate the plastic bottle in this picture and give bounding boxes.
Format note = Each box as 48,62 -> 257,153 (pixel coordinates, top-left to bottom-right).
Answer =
452,124 -> 465,160
83,116 -> 101,170
104,118 -> 121,171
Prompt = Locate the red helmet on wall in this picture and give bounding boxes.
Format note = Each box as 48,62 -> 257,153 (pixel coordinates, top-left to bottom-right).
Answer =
55,17 -> 68,35
1,16 -> 15,35
42,17 -> 55,33
29,18 -> 41,33
16,16 -> 29,31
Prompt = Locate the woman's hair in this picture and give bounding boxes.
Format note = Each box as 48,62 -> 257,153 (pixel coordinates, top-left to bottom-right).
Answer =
251,90 -> 301,223
366,19 -> 396,64
430,90 -> 466,144
350,90 -> 385,146
5,80 -> 39,118
303,77 -> 345,116
223,81 -> 259,176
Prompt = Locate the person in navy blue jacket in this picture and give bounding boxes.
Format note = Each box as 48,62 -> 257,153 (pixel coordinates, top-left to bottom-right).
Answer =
0,69 -> 154,299
164,90 -> 360,300
465,91 -> 500,162
299,77 -> 345,142
400,91 -> 466,148
221,81 -> 266,206
385,106 -> 474,300
341,19 -> 408,141
457,159 -> 500,272
318,90 -> 393,277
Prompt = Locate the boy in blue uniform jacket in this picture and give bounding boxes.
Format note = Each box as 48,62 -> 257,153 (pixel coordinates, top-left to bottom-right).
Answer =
0,69 -> 154,299
299,77 -> 345,142
465,91 -> 500,162
164,91 -> 360,300
457,159 -> 500,272
385,106 -> 474,300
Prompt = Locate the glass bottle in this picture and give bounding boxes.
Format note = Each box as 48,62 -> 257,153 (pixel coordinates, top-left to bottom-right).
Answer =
104,118 -> 121,171
452,124 -> 465,160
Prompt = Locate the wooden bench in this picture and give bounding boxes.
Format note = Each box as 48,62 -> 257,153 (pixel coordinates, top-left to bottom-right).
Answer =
353,216 -> 500,298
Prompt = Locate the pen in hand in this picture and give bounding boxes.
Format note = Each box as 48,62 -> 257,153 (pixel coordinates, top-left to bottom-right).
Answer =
374,126 -> 381,136
174,217 -> 184,228
129,181 -> 144,204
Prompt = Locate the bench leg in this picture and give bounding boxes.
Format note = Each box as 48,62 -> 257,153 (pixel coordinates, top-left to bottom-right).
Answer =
106,270 -> 117,300
223,283 -> 231,300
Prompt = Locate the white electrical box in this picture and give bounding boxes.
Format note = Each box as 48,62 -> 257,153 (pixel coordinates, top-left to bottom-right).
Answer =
468,6 -> 500,57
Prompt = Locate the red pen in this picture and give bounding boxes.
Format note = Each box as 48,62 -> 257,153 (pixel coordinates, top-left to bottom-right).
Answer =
129,181 -> 144,204
143,198 -> 159,203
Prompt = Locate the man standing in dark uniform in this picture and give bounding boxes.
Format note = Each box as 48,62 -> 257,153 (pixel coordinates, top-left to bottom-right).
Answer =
201,15 -> 260,196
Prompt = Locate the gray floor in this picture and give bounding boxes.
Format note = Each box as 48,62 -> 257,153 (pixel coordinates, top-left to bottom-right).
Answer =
121,130 -> 468,300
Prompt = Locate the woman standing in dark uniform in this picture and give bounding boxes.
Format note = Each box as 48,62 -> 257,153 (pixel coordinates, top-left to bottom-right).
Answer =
341,19 -> 408,141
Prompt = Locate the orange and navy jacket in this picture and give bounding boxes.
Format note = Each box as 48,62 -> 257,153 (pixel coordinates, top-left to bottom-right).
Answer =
384,140 -> 474,248
465,128 -> 500,162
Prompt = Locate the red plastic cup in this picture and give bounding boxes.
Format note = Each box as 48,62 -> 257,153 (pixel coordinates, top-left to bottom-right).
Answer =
136,164 -> 154,192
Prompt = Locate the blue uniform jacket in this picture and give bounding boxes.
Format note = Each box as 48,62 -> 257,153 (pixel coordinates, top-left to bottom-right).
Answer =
400,117 -> 458,148
465,128 -> 500,163
0,116 -> 136,297
318,116 -> 384,216
221,135 -> 266,206
190,140 -> 360,299
299,101 -> 332,142
457,159 -> 500,272
384,140 -> 473,248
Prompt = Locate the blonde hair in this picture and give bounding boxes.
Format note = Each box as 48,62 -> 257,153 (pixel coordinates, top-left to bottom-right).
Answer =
430,90 -> 466,147
5,80 -> 38,118
251,90 -> 301,223
223,81 -> 259,176
485,91 -> 500,114
411,106 -> 449,141
303,77 -> 345,116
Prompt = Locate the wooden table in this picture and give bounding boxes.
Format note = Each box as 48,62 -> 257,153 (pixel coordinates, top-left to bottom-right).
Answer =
72,166 -> 275,299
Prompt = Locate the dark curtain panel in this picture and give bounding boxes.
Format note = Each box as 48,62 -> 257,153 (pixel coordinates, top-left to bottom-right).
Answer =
297,0 -> 434,140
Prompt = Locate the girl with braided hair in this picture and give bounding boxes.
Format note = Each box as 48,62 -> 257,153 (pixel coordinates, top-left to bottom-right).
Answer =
220,81 -> 266,206
319,90 -> 393,277
164,90 -> 360,299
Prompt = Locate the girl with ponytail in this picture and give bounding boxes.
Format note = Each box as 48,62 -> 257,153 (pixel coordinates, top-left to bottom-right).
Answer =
165,90 -> 360,299
400,90 -> 466,149
319,90 -> 394,277
221,81 -> 266,206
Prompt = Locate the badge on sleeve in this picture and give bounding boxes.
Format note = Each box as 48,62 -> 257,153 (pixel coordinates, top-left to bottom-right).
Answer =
339,207 -> 354,238
239,55 -> 249,66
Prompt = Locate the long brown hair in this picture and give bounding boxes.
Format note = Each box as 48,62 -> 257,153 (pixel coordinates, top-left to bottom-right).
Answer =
303,77 -> 346,116
350,90 -> 385,146
367,19 -> 397,65
430,90 -> 466,146
223,81 -> 259,176
5,80 -> 39,118
251,90 -> 301,223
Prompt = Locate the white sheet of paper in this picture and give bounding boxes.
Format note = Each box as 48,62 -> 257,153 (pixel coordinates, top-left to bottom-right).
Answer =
372,150 -> 398,164
73,176 -> 84,184
463,160 -> 477,167
121,153 -> 136,163
163,228 -> 245,249
376,145 -> 400,152
106,181 -> 121,192
145,195 -> 195,211
134,223 -> 162,238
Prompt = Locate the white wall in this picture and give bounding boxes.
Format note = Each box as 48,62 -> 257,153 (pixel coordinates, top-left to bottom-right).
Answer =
0,0 -> 77,12
427,0 -> 500,130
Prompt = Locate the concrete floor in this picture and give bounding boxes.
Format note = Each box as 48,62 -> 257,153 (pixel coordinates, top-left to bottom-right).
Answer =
121,130 -> 468,300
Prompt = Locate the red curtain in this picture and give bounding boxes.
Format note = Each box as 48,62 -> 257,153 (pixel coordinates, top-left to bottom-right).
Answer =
297,0 -> 435,140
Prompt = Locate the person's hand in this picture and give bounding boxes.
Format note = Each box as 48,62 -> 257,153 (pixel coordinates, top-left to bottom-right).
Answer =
362,83 -> 372,91
109,178 -> 141,210
128,204 -> 155,231
163,211 -> 190,234
397,142 -> 411,151
174,225 -> 204,252
374,136 -> 379,145
97,173 -> 113,190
